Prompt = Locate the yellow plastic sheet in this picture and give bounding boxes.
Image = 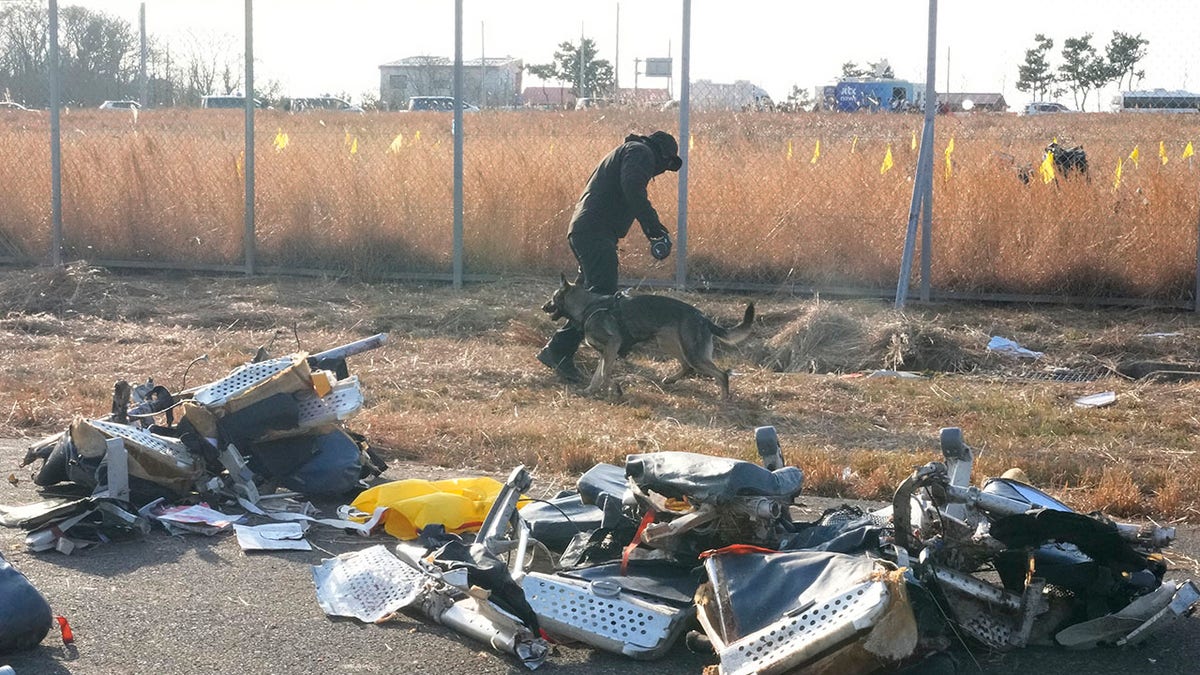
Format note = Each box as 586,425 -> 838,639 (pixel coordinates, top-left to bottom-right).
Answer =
350,476 -> 519,540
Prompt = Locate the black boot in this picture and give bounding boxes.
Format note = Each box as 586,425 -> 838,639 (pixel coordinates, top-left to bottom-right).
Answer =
536,346 -> 584,383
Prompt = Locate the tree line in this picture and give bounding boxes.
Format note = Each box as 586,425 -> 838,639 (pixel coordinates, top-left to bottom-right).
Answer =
0,3 -> 270,108
1016,31 -> 1149,111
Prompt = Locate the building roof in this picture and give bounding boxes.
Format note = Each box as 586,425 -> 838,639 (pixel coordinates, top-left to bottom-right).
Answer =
520,86 -> 576,105
380,55 -> 521,69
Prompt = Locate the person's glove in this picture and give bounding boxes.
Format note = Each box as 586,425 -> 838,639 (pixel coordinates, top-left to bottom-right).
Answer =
649,233 -> 672,260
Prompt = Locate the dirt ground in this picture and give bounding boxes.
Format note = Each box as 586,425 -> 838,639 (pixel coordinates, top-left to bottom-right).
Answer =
4,266 -> 1200,673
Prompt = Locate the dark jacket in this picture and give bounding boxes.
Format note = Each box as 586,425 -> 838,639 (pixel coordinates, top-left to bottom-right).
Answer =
567,137 -> 671,242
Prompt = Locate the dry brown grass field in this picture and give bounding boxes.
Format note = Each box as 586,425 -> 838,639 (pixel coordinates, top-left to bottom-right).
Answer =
0,108 -> 1197,297
3,265 -> 1200,523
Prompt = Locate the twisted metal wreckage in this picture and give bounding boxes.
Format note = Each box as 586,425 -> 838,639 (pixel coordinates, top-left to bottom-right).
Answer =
313,426 -> 1199,673
4,334 -> 1198,673
5,333 -> 391,553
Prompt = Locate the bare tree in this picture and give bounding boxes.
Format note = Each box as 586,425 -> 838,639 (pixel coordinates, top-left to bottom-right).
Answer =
0,2 -> 50,105
179,30 -> 241,105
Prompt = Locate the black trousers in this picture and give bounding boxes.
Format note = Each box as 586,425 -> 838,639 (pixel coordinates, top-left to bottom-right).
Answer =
545,233 -> 619,358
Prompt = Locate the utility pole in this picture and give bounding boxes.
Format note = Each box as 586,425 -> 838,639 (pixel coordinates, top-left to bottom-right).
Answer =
577,23 -> 585,98
139,3 -> 148,107
634,58 -> 640,92
614,3 -> 620,94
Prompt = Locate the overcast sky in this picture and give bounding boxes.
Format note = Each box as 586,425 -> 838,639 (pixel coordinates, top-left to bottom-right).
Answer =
72,1 -> 1200,108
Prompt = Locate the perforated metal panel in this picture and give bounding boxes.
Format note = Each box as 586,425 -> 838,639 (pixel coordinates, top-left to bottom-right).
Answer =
297,376 -> 364,427
312,544 -> 427,623
524,572 -> 689,659
193,356 -> 298,408
718,580 -> 890,675
89,420 -> 194,467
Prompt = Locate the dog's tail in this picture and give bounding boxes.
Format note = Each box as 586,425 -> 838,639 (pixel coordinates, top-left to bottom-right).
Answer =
712,302 -> 755,345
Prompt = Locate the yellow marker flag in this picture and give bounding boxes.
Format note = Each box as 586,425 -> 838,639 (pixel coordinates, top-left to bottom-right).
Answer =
1183,141 -> 1195,159
1129,145 -> 1140,167
344,131 -> 352,147
388,134 -> 404,153
1113,157 -> 1123,190
273,128 -> 289,152
944,137 -> 955,178
235,151 -> 244,179
851,136 -> 859,154
689,134 -> 694,151
880,144 -> 894,174
911,131 -> 917,151
811,139 -> 821,164
786,139 -> 793,161
349,137 -> 359,155
1039,149 -> 1056,183
414,130 -> 422,143
1160,141 -> 1168,165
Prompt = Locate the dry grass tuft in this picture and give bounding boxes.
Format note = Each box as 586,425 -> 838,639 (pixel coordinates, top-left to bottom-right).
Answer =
872,318 -> 975,373
0,262 -> 118,315
760,300 -> 871,373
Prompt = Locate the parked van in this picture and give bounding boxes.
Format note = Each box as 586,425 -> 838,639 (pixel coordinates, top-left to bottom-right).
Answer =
284,96 -> 363,113
201,95 -> 265,109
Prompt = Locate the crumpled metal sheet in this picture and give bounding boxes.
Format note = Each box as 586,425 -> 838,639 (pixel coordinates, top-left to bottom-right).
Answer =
311,544 -> 427,623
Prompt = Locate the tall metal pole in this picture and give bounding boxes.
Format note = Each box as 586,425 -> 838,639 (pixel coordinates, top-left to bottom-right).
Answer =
920,158 -> 933,301
614,3 -> 620,93
475,22 -> 480,107
577,23 -> 585,98
452,0 -> 464,287
1194,190 -> 1200,312
243,0 -> 256,275
675,0 -> 691,289
139,3 -> 148,107
895,0 -> 937,309
48,0 -> 62,266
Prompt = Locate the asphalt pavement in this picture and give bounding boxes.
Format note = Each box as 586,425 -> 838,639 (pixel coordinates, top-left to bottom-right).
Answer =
2,438 -> 1199,675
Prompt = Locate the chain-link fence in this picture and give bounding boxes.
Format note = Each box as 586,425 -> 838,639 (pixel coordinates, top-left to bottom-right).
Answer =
2,0 -> 1199,305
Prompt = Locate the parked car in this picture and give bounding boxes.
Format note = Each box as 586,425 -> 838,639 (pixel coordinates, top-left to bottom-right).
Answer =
99,100 -> 140,110
574,97 -> 613,110
0,101 -> 32,112
201,95 -> 266,109
406,96 -> 479,112
1023,101 -> 1073,115
285,96 -> 363,113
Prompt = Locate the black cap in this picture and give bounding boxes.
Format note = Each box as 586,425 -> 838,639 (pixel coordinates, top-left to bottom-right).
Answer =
647,130 -> 682,172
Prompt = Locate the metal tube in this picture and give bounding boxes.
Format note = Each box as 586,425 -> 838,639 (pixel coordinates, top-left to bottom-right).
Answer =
675,0 -> 691,290
452,0 -> 464,288
49,0 -> 62,266
307,333 -> 390,363
243,0 -> 256,275
895,0 -> 938,309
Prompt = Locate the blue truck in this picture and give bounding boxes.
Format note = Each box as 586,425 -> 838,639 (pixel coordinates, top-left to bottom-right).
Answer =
833,79 -> 921,112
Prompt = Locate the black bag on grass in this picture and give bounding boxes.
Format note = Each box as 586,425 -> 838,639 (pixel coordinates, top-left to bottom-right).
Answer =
0,552 -> 53,653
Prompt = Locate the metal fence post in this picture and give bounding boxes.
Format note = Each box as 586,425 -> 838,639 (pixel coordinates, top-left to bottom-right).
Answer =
675,0 -> 691,290
243,0 -> 256,275
48,0 -> 62,267
895,0 -> 938,309
452,0 -> 465,289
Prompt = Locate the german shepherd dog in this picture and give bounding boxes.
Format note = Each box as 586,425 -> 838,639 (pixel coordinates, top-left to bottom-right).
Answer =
542,274 -> 755,398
